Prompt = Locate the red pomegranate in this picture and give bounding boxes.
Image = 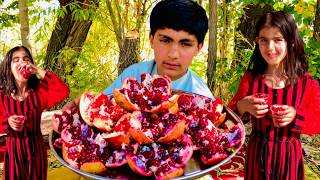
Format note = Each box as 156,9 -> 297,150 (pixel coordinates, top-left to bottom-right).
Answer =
177,93 -> 225,126
62,139 -> 108,175
79,92 -> 126,132
52,108 -> 78,133
20,66 -> 31,79
200,143 -> 228,165
79,91 -> 96,126
53,73 -> 246,179
129,111 -> 186,144
126,134 -> 193,179
114,74 -> 179,113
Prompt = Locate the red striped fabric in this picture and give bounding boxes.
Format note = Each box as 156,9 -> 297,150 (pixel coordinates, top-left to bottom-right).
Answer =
0,72 -> 69,180
228,72 -> 320,180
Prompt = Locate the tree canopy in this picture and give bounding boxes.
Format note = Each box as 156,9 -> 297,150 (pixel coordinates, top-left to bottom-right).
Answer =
0,0 -> 319,103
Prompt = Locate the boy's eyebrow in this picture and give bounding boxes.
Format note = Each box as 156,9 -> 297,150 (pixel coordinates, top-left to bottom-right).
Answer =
159,34 -> 173,40
158,34 -> 195,43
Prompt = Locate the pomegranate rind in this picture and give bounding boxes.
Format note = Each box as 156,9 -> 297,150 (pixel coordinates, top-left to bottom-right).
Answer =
126,154 -> 153,176
80,161 -> 107,175
104,150 -> 128,168
79,92 -> 95,126
51,114 -> 60,133
62,144 -> 79,169
113,89 -> 140,111
200,150 -> 228,165
102,132 -> 130,145
63,144 -> 108,175
92,117 -> 113,132
129,128 -> 154,144
173,135 -> 194,168
213,112 -> 226,127
157,119 -> 186,143
155,167 -> 184,180
150,94 -> 180,113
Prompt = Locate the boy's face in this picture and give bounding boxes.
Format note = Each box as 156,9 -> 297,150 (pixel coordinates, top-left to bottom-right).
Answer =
150,28 -> 203,80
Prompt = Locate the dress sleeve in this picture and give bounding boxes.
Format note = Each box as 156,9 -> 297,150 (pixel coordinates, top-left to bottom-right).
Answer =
228,72 -> 252,123
38,72 -> 70,110
228,72 -> 251,112
0,95 -> 8,134
298,77 -> 320,135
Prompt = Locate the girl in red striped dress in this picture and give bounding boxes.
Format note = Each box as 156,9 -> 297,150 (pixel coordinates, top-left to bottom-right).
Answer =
228,11 -> 320,180
0,46 -> 69,179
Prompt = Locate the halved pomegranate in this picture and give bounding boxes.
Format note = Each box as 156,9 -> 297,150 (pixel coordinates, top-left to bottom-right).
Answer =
177,93 -> 225,126
126,135 -> 193,179
156,112 -> 186,143
129,111 -> 186,144
100,146 -> 128,168
170,134 -> 193,168
79,92 -> 126,132
52,108 -> 78,133
114,78 -> 142,111
200,144 -> 228,165
222,123 -> 245,148
62,136 -> 110,175
62,144 -> 82,169
102,112 -> 136,146
114,74 -> 178,113
89,94 -> 125,132
79,91 -> 96,126
128,111 -> 155,144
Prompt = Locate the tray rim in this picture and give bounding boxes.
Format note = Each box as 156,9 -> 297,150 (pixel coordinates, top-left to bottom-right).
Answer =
49,106 -> 245,180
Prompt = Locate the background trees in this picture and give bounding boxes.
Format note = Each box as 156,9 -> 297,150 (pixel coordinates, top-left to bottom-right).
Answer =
0,0 -> 319,101
1,0 -> 319,176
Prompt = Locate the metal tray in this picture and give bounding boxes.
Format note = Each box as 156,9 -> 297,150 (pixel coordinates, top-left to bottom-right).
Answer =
49,106 -> 245,180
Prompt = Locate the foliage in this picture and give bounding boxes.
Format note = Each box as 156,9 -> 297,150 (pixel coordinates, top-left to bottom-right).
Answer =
306,40 -> 320,80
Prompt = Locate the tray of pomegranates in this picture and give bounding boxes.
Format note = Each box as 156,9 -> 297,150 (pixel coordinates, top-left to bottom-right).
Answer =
49,73 -> 245,180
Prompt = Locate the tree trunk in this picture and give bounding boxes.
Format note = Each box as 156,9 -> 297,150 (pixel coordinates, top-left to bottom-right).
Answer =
314,0 -> 320,41
236,4 -> 273,49
207,0 -> 218,91
233,4 -> 273,68
118,30 -> 140,74
107,1 -> 150,74
43,0 -> 99,81
220,0 -> 227,59
18,0 -> 31,50
106,0 -> 123,50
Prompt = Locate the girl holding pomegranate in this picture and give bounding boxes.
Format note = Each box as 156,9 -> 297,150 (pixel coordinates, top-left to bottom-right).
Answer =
0,46 -> 70,180
228,11 -> 320,180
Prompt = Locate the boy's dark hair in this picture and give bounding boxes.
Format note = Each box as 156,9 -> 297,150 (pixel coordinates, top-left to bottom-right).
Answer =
248,11 -> 308,86
0,46 -> 40,97
150,0 -> 208,45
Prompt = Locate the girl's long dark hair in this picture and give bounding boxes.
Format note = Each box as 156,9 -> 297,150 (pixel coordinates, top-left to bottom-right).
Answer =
248,11 -> 308,86
0,46 -> 40,97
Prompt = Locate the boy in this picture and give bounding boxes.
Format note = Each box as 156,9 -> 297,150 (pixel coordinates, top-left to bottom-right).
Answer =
103,0 -> 213,98
63,0 -> 212,110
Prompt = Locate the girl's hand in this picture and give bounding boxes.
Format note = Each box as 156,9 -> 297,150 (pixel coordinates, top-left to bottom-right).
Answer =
8,115 -> 26,132
21,62 -> 46,78
271,105 -> 296,127
237,95 -> 269,118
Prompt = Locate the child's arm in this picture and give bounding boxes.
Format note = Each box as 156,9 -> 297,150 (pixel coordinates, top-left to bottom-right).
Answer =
228,72 -> 251,115
300,78 -> 320,134
38,72 -> 70,110
0,102 -> 8,134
